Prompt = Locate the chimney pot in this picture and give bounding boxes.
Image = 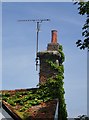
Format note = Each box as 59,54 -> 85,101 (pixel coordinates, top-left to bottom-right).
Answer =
51,30 -> 57,44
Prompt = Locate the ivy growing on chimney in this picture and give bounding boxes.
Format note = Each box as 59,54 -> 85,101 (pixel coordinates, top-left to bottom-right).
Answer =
37,44 -> 67,120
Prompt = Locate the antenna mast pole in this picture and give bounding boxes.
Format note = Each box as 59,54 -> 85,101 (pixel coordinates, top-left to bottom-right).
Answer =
36,22 -> 40,71
18,19 -> 50,71
36,22 -> 39,56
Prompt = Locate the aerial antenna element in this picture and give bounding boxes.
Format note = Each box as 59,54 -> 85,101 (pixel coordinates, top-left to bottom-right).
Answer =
18,19 -> 50,71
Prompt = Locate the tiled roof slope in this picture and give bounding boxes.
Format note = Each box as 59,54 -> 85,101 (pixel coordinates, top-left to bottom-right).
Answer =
1,88 -> 58,120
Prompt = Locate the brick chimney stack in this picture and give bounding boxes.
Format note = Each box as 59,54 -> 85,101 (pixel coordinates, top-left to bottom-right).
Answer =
47,30 -> 59,51
37,30 -> 60,84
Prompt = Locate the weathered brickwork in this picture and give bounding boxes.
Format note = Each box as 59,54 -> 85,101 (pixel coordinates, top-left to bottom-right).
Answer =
38,30 -> 61,84
47,43 -> 59,51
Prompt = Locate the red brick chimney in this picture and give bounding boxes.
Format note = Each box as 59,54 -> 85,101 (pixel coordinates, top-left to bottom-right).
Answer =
47,30 -> 59,51
51,30 -> 57,44
37,30 -> 60,84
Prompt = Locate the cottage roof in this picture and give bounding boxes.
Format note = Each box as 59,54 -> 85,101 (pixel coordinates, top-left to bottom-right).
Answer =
1,88 -> 58,120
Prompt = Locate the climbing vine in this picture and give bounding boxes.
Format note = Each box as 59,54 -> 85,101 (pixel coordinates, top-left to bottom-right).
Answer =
38,44 -> 67,120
